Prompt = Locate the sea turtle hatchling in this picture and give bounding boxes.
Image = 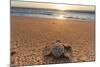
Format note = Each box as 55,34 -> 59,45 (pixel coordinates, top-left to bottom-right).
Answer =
43,40 -> 73,58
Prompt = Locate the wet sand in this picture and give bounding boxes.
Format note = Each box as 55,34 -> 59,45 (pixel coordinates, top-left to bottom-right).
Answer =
11,16 -> 95,66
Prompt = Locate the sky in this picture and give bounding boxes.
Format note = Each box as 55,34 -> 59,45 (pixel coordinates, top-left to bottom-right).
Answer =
12,0 -> 95,5
11,0 -> 95,11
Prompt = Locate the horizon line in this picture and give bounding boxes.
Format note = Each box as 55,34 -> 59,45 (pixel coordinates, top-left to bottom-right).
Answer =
11,6 -> 95,13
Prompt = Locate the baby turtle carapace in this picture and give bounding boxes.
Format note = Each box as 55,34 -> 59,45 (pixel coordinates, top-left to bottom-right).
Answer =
43,40 -> 73,58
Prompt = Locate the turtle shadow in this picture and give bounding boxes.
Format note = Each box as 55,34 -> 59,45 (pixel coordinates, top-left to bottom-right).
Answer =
43,53 -> 72,64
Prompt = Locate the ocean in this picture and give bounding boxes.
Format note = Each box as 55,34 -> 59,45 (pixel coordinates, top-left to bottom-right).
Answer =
11,7 -> 95,21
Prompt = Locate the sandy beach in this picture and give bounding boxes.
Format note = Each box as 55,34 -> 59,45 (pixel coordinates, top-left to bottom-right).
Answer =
11,16 -> 95,66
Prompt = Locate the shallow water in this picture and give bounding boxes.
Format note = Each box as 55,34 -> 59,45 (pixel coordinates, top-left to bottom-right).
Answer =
11,7 -> 95,21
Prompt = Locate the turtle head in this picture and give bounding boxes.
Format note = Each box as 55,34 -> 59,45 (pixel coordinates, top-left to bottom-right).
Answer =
56,40 -> 61,43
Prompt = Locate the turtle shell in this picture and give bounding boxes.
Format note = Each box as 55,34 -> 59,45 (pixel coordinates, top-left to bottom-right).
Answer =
51,43 -> 64,58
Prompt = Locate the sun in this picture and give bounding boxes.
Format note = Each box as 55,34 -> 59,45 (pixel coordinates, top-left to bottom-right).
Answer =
55,4 -> 74,11
56,4 -> 67,10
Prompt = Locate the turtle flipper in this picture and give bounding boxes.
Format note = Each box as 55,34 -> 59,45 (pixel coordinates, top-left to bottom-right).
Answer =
43,46 -> 52,56
64,46 -> 73,58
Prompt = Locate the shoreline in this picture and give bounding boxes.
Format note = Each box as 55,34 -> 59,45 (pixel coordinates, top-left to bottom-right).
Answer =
11,15 -> 95,22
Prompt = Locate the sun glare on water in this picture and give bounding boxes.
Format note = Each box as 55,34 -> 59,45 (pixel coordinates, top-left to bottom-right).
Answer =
57,14 -> 65,19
